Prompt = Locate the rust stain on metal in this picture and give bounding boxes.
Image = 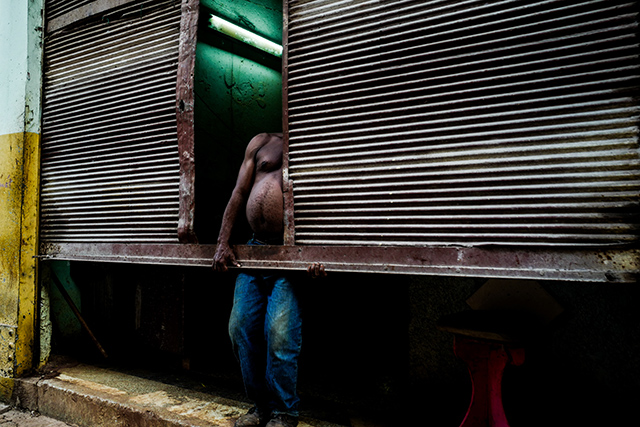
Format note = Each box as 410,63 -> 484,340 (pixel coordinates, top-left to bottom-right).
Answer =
38,243 -> 640,283
282,0 -> 294,247
176,0 -> 200,243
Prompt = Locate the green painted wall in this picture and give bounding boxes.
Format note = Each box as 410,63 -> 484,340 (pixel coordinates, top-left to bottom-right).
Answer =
201,0 -> 282,42
47,262 -> 83,339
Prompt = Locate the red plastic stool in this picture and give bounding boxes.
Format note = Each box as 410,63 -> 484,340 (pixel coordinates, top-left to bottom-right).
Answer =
438,310 -> 536,427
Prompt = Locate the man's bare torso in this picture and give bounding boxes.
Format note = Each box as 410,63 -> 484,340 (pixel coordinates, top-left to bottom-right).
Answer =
213,132 -> 324,275
246,133 -> 284,237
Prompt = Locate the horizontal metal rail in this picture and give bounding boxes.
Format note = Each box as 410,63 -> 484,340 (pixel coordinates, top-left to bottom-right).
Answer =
39,243 -> 640,283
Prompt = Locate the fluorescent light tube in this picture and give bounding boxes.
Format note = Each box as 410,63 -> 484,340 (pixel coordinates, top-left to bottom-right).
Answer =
209,15 -> 283,58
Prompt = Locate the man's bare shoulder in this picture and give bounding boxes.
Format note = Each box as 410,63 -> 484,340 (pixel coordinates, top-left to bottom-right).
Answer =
249,132 -> 282,146
245,133 -> 283,157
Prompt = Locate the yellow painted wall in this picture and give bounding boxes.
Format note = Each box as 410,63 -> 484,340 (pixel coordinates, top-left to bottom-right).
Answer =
0,133 -> 40,385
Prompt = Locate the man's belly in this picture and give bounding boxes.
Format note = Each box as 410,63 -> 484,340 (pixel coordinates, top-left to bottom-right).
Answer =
246,176 -> 284,235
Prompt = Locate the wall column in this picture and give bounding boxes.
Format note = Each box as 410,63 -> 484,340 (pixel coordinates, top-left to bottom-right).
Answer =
0,0 -> 44,401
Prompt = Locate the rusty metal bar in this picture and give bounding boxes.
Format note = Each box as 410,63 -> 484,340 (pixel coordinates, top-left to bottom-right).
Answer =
176,0 -> 199,243
50,270 -> 109,359
38,243 -> 639,283
283,0 -> 296,246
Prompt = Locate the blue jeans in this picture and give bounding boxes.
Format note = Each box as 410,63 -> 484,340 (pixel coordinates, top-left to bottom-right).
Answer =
228,238 -> 303,417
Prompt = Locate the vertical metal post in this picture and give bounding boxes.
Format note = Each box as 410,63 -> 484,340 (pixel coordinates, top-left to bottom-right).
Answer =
177,0 -> 200,244
282,0 -> 295,246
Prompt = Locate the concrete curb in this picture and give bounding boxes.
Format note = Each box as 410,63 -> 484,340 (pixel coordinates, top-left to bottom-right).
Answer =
11,363 -> 346,427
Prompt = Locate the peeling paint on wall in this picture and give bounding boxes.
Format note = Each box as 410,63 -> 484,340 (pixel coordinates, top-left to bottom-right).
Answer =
0,132 -> 41,384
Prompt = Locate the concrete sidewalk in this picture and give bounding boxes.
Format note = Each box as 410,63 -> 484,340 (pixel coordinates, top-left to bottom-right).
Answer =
0,403 -> 76,426
8,359 -> 352,427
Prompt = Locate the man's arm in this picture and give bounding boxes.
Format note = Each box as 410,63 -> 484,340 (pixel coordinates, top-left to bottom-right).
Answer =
212,134 -> 268,272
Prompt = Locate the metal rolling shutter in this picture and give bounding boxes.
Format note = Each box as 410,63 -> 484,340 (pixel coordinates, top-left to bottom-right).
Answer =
46,0 -> 97,20
286,0 -> 640,247
40,0 -> 182,243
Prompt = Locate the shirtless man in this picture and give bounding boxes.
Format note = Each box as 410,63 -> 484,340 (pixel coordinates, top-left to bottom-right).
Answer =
213,133 -> 323,427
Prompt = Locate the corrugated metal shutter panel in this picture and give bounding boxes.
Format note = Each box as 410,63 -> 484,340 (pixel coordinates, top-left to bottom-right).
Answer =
46,0 -> 97,21
40,0 -> 182,243
286,0 -> 640,247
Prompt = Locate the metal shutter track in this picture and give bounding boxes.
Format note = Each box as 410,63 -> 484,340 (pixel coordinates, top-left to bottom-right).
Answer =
40,0 -> 182,243
286,0 -> 640,246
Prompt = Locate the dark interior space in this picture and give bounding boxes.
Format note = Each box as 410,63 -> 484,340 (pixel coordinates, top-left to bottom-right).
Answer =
47,261 -> 440,425
44,259 -> 640,426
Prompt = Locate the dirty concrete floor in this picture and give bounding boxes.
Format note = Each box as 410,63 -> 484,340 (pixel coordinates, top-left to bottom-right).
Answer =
9,357 -> 362,427
0,404 -> 75,426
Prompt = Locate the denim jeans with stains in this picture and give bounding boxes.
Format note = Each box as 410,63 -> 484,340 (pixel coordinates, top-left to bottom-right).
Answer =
228,238 -> 303,418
